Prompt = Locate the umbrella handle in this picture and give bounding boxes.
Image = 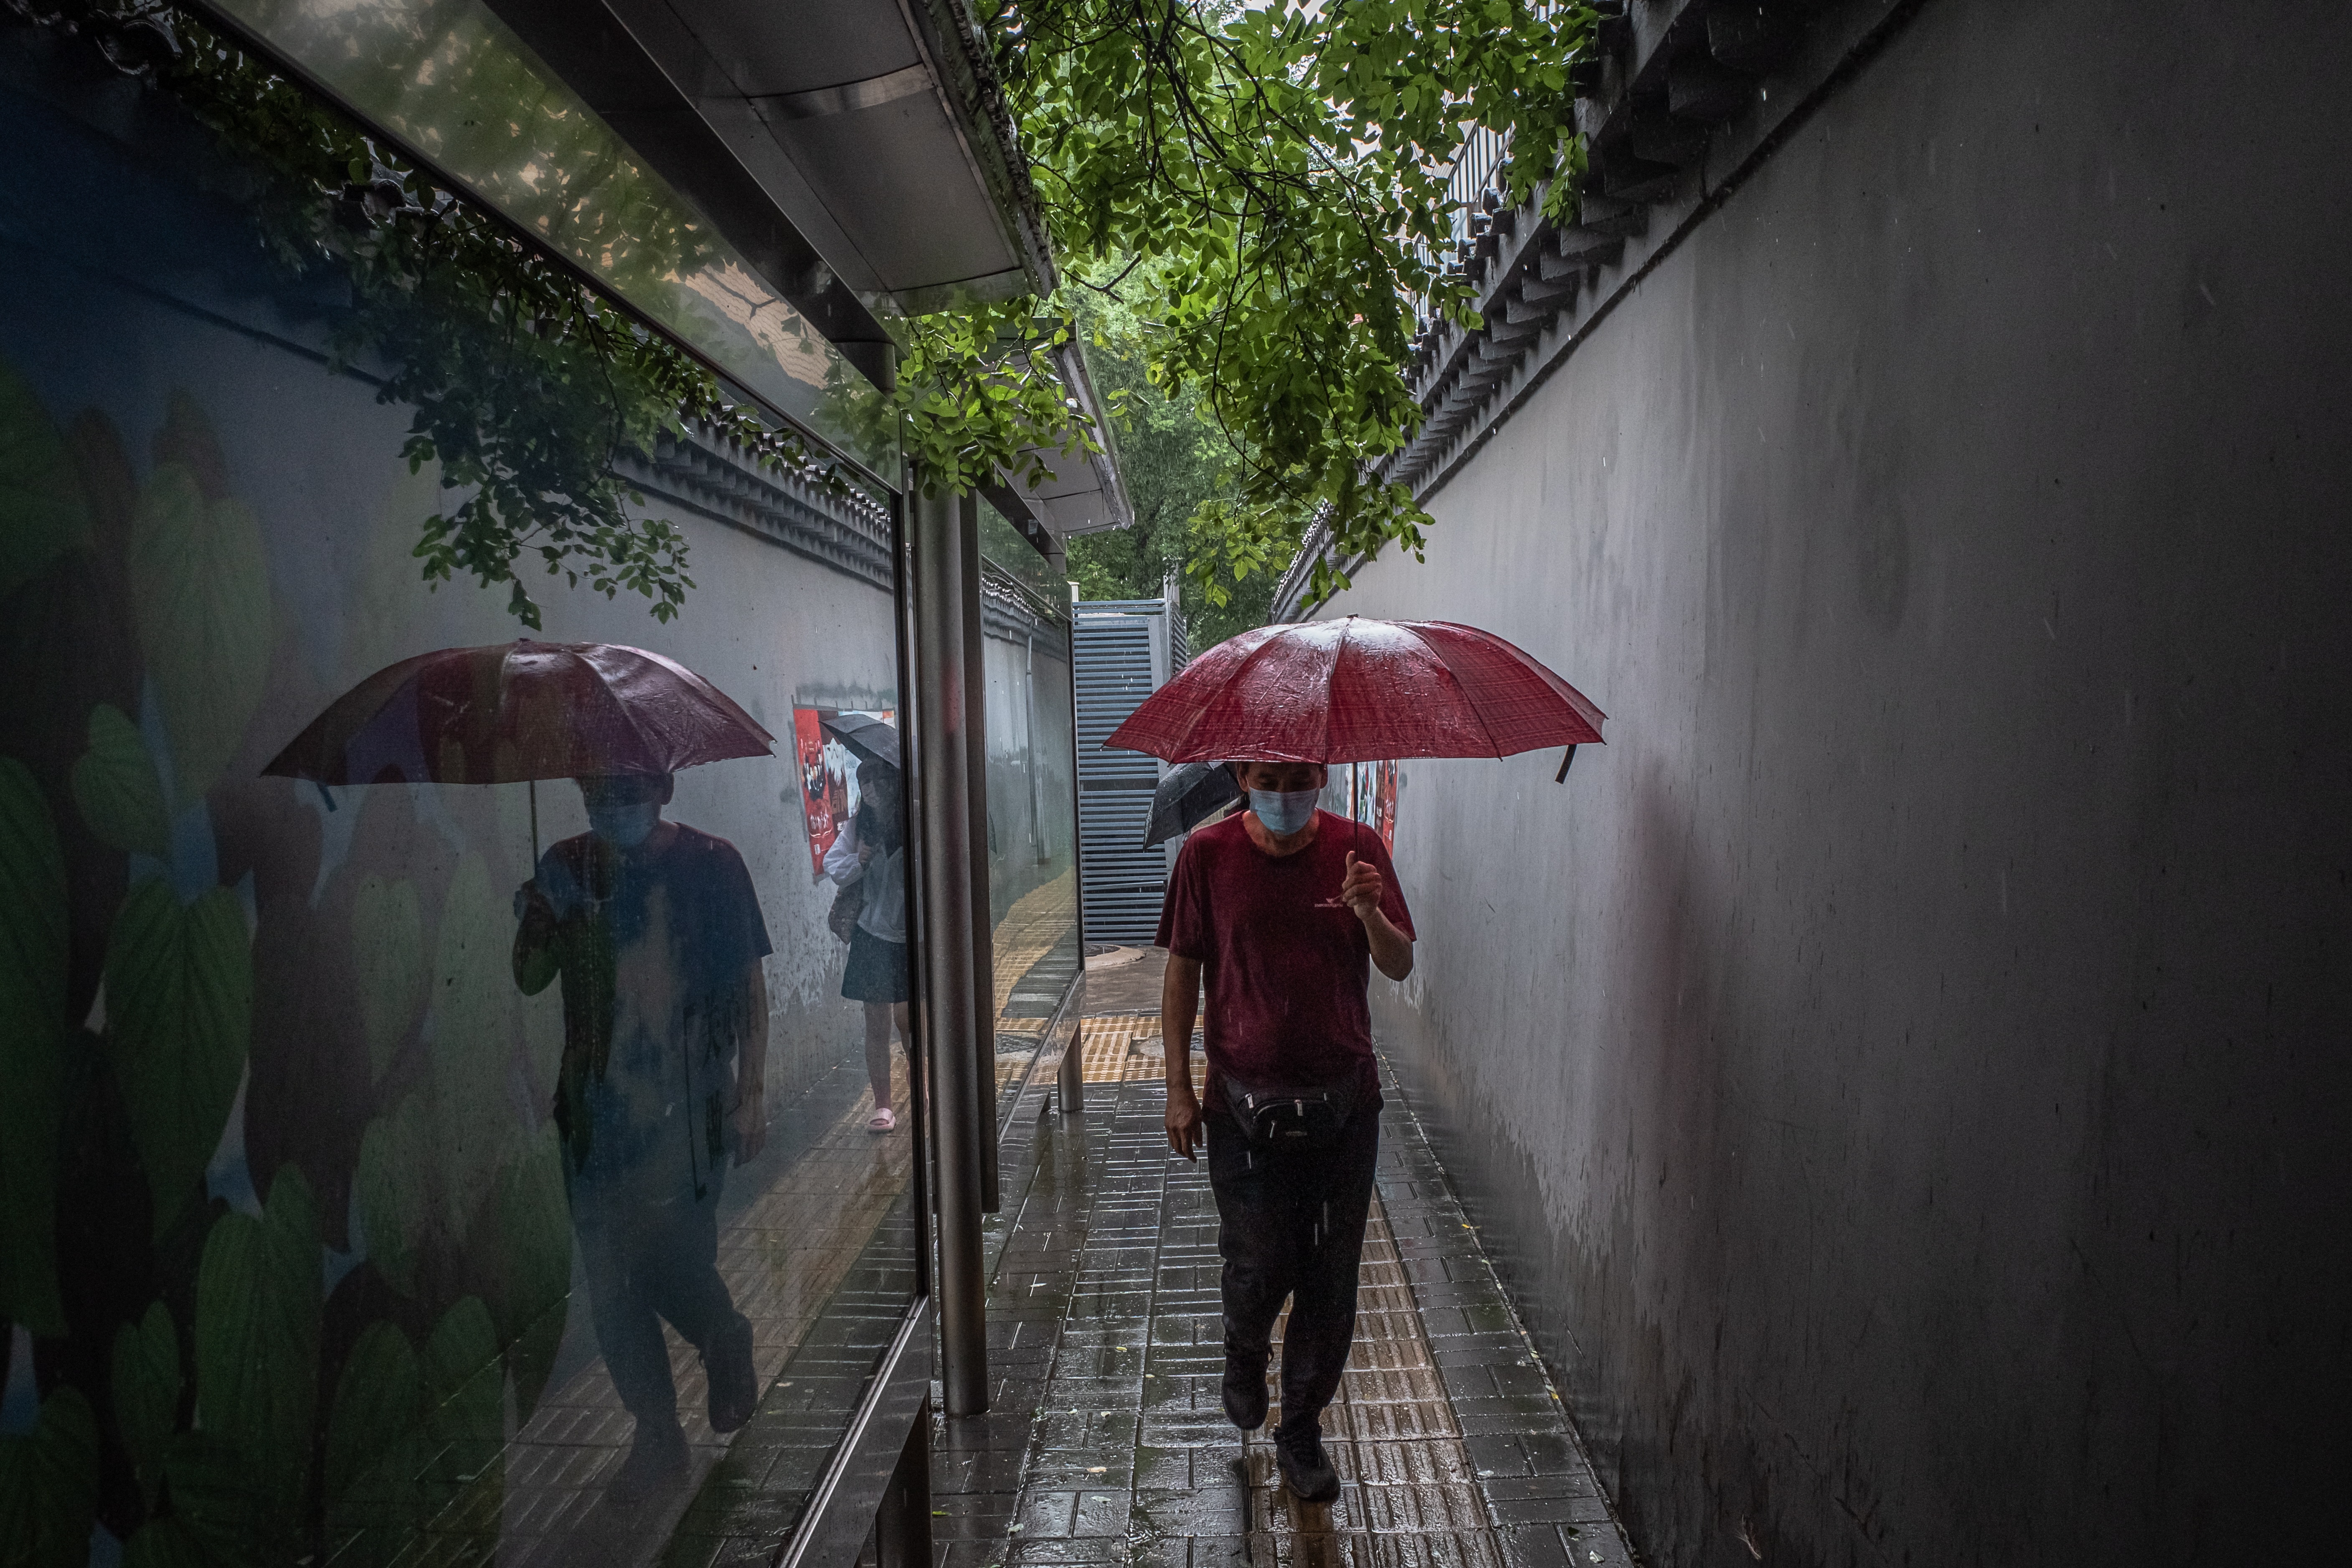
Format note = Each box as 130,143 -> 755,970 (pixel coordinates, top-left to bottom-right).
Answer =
1554,746 -> 1578,783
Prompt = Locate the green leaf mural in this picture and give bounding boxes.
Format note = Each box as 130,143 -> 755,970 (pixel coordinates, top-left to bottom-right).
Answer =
69,702 -> 171,859
351,872 -> 426,1086
355,1089 -> 433,1299
489,1124 -> 571,1420
111,1300 -> 182,1514
128,460 -> 272,802
0,358 -> 90,606
421,1296 -> 505,1517
426,854 -> 521,1240
105,878 -> 252,1236
0,757 -> 68,1336
323,1320 -> 429,1558
193,1166 -> 322,1520
120,1517 -> 210,1568
158,1429 -> 274,1565
0,1387 -> 99,1568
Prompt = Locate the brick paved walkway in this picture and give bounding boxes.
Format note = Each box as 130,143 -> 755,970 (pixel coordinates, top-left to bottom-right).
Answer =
936,983 -> 1641,1568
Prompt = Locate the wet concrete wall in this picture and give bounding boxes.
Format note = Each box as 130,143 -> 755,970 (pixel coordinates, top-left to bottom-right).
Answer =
1322,2 -> 2352,1562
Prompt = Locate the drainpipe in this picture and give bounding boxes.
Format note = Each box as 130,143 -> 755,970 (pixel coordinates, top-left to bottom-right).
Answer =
909,480 -> 989,1415
957,498 -> 1000,1212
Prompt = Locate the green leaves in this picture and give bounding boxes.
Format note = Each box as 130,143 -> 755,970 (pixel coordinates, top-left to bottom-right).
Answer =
112,1301 -> 183,1513
324,1321 -> 428,1545
128,461 -> 272,802
0,1387 -> 99,1568
485,1125 -> 571,1419
193,1166 -> 323,1521
105,879 -> 253,1236
350,873 -> 426,1087
956,3 -> 1599,610
0,758 -> 68,1337
70,703 -> 171,859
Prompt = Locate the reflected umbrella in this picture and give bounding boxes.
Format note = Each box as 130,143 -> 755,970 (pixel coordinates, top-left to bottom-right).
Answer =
1142,760 -> 1243,848
819,711 -> 900,771
262,638 -> 775,853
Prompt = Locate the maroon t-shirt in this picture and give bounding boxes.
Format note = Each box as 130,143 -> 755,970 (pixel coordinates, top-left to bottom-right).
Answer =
1155,809 -> 1416,1111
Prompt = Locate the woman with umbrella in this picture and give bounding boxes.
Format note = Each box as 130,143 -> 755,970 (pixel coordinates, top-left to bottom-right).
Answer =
821,720 -> 913,1132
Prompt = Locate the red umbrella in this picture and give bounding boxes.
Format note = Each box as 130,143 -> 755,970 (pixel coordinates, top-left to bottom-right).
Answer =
1104,617 -> 1604,765
265,639 -> 773,784
264,639 -> 774,850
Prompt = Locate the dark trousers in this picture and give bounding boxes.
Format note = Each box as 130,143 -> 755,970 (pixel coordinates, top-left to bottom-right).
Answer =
571,1185 -> 744,1426
1206,1105 -> 1380,1437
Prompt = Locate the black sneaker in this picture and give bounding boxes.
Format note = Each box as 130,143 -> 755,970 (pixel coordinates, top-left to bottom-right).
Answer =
1274,1423 -> 1341,1502
706,1314 -> 758,1433
1221,1352 -> 1269,1431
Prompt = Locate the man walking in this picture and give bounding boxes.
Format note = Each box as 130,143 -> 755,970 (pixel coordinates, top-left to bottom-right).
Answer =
514,771 -> 771,1495
1157,759 -> 1416,1502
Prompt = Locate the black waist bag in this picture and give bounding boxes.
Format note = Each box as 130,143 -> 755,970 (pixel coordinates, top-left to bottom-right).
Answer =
1222,1071 -> 1361,1152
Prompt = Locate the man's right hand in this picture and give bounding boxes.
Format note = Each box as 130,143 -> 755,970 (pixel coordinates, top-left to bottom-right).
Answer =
1166,1079 -> 1203,1161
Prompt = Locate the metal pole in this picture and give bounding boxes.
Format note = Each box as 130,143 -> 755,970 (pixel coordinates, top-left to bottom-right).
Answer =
1059,606 -> 1088,1116
959,497 -> 1000,1210
909,477 -> 989,1416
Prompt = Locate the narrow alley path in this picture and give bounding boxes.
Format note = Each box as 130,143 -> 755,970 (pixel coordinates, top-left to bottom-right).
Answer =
934,951 -> 1639,1568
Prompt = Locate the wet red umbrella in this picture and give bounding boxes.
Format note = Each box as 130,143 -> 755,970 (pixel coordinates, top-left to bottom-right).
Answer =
1103,617 -> 1604,765
263,639 -> 774,849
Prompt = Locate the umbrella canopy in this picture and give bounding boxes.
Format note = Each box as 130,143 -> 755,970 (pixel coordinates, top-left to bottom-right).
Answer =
262,639 -> 774,785
820,712 -> 901,771
1104,617 -> 1605,764
1142,761 -> 1243,848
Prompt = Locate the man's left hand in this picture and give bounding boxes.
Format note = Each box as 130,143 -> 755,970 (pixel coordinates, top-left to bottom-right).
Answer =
1340,851 -> 1384,921
730,1083 -> 766,1165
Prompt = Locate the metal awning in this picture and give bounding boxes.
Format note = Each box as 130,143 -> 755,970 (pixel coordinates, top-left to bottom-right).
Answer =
486,0 -> 1053,332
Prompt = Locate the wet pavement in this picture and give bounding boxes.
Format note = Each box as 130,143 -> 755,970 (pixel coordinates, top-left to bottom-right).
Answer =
935,954 -> 1639,1568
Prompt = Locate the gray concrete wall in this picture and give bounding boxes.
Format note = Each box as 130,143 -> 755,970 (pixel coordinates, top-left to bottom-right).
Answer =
1319,2 -> 2352,1562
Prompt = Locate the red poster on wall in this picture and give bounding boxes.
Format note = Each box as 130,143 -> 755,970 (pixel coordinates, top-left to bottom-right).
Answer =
792,707 -> 894,878
1329,760 -> 1399,850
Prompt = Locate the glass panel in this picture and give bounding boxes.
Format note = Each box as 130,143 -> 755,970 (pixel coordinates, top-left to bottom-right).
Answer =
975,513 -> 1081,1106
208,0 -> 898,479
0,43 -> 918,1568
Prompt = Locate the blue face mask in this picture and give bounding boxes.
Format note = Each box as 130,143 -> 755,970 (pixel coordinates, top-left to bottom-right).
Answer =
1248,787 -> 1319,836
586,800 -> 660,848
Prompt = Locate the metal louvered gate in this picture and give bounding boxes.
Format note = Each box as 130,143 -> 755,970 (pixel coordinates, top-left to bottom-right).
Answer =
1074,598 -> 1184,944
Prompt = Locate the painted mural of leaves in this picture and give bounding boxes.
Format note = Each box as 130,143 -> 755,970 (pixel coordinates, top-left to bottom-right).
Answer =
111,1300 -> 182,1513
0,1387 -> 99,1568
0,757 -> 68,1337
157,1429 -> 274,1564
70,702 -> 171,859
489,1124 -> 572,1420
193,1165 -> 322,1521
128,461 -> 272,802
351,872 -> 426,1086
426,853 -> 521,1240
420,1296 -> 505,1516
105,878 -> 252,1236
355,1089 -> 433,1299
0,358 -> 90,606
120,1517 -> 210,1568
323,1320 -> 429,1556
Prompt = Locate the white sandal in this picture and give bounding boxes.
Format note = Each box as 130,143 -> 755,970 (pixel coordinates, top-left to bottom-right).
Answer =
866,1106 -> 897,1133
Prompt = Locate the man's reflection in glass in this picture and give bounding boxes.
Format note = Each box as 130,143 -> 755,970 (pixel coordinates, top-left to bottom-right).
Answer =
512,771 -> 771,1495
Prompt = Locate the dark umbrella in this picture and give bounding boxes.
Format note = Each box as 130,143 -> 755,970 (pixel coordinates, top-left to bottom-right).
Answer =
263,638 -> 774,853
820,712 -> 901,771
1104,616 -> 1604,767
1142,761 -> 1243,848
